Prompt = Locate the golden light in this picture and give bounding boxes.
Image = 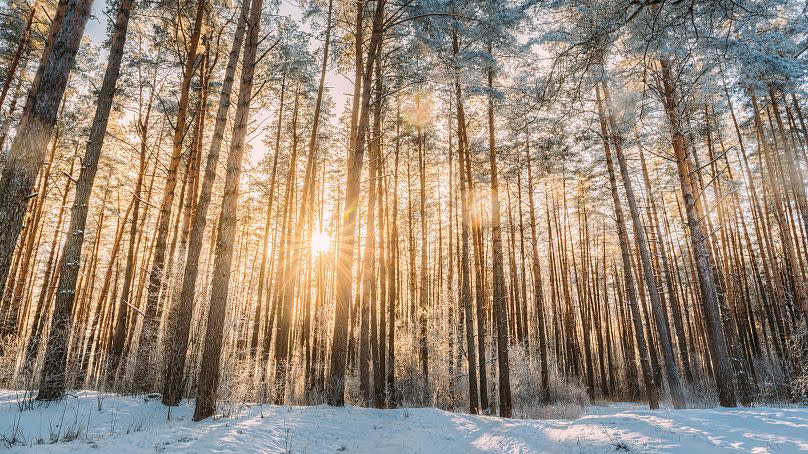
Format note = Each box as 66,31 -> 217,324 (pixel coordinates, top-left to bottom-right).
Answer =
311,231 -> 331,254
403,90 -> 433,128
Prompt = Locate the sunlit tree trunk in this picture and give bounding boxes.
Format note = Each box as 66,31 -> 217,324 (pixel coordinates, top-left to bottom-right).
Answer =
161,0 -> 250,406
386,106 -> 400,407
36,0 -> 133,399
193,0 -> 263,420
327,0 -> 386,407
659,59 -> 736,407
137,0 -> 206,392
485,50 -> 512,417
0,0 -> 91,304
24,159 -> 74,371
109,75 -> 154,381
274,87 -> 302,405
416,92 -> 430,402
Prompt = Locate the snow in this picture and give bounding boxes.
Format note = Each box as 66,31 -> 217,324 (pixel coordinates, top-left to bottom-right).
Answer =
0,391 -> 805,453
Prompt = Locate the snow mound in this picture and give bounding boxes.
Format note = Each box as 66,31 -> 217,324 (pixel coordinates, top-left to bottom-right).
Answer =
0,391 -> 805,453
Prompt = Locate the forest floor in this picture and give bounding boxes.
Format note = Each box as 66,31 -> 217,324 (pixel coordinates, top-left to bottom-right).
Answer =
0,390 -> 805,453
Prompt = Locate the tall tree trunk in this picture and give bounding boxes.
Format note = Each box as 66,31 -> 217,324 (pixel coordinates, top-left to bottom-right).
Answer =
258,68 -> 287,390
2,126 -> 57,337
36,0 -> 133,400
372,53 -> 385,409
638,149 -> 693,385
466,109 -> 489,414
193,0 -> 262,420
273,87 -> 302,405
78,196 -> 133,384
601,81 -> 686,409
416,93 -> 430,402
485,52 -> 512,417
0,0 -> 92,302
161,0 -> 250,406
658,59 -> 736,407
137,0 -> 206,392
108,80 -> 153,381
525,135 -> 550,404
24,159 -> 74,370
595,85 -> 658,409
360,44 -> 382,406
327,0 -> 385,407
452,29 -> 479,413
386,110 -> 399,407
299,0 -> 334,399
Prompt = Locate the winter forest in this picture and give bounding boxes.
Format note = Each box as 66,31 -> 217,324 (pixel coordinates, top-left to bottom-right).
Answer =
0,0 -> 807,451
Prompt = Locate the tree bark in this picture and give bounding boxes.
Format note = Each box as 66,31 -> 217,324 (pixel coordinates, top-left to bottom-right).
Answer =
0,0 -> 91,304
601,81 -> 686,409
327,0 -> 386,407
485,52 -> 512,417
595,85 -> 658,409
161,0 -> 251,406
193,0 -> 262,421
137,0 -> 206,392
35,0 -> 132,400
658,59 -> 736,407
525,136 -> 550,404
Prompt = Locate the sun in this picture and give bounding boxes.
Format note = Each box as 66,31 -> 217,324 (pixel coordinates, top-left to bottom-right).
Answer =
311,231 -> 331,254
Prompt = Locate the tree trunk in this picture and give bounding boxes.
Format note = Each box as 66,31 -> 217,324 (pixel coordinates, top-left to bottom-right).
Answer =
485,52 -> 512,417
273,87 -> 302,404
525,136 -> 550,404
601,81 -> 685,409
0,0 -> 92,303
161,0 -> 251,406
658,59 -> 736,407
386,110 -> 399,407
416,92 -> 430,402
36,0 -> 133,400
372,53 -> 385,409
137,0 -> 206,392
451,30 -> 479,413
327,0 -> 386,407
108,70 -> 158,380
193,0 -> 262,421
24,159 -> 74,370
595,85 -> 658,409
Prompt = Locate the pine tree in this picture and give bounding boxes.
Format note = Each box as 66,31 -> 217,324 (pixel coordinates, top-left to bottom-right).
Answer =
37,0 -> 134,400
193,0 -> 264,420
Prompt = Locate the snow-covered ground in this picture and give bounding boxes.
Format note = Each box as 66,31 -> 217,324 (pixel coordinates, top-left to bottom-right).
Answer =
0,391 -> 804,453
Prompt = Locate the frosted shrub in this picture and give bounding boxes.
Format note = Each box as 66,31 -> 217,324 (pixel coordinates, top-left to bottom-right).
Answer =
789,320 -> 808,405
0,336 -> 23,388
216,351 -> 255,418
510,345 -> 588,420
344,366 -> 362,406
683,378 -> 719,409
392,329 -> 430,408
396,359 -> 428,407
753,357 -> 788,405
